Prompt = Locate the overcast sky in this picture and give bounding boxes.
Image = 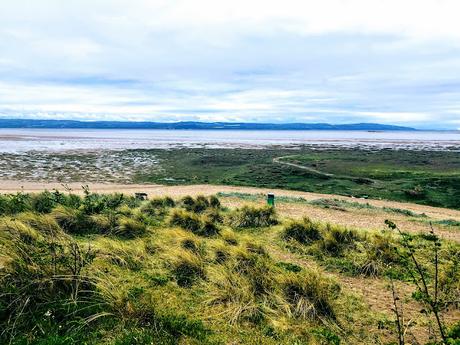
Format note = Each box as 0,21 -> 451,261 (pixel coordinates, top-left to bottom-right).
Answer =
1,0 -> 460,128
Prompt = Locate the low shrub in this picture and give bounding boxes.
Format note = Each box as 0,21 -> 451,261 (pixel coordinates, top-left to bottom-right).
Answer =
246,242 -> 268,256
194,195 -> 211,213
228,206 -> 278,229
30,191 -> 56,213
169,209 -> 202,233
282,218 -> 322,244
90,212 -> 119,234
233,251 -> 275,297
214,248 -> 230,263
199,218 -> 220,236
116,204 -> 134,216
181,195 -> 208,213
206,268 -> 263,324
204,208 -> 223,224
182,238 -> 198,252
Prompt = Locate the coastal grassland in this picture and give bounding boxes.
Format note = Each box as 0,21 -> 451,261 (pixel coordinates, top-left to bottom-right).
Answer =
1,191 -> 459,344
1,147 -> 459,209
134,148 -> 460,209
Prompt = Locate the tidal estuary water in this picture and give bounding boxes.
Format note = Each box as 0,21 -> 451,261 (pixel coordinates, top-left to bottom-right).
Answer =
0,129 -> 459,153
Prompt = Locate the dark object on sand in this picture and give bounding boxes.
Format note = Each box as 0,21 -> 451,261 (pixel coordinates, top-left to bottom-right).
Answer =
135,192 -> 148,200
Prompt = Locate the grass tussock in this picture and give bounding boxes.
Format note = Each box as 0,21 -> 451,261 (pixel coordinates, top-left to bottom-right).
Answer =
281,271 -> 340,321
228,205 -> 278,229
170,251 -> 206,287
140,196 -> 175,217
114,217 -> 148,239
0,219 -> 103,342
1,189 -> 459,344
169,209 -> 219,236
207,244 -> 341,326
180,195 -> 221,213
320,224 -> 361,256
281,218 -> 361,256
282,217 -> 322,244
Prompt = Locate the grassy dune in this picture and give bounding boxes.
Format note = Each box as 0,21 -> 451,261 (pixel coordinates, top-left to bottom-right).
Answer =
0,191 -> 459,344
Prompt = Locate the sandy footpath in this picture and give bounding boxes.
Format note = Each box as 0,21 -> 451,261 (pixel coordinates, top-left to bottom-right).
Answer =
1,180 -> 460,220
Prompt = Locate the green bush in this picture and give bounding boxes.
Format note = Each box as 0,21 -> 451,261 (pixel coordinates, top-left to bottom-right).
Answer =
0,192 -> 31,215
30,191 -> 56,213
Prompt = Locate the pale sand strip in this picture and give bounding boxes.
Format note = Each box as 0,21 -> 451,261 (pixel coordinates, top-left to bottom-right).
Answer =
1,180 -> 459,220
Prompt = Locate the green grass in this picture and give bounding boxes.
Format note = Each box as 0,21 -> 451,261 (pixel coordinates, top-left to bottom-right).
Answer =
134,148 -> 460,209
1,191 -> 459,344
2,147 -> 459,209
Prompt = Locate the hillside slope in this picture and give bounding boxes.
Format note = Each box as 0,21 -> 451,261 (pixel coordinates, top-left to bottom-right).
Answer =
0,191 -> 459,344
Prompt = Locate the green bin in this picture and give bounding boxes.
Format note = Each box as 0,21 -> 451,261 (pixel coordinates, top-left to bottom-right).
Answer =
267,193 -> 275,207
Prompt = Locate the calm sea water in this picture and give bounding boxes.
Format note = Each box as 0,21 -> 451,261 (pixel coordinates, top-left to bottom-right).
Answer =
0,129 -> 459,153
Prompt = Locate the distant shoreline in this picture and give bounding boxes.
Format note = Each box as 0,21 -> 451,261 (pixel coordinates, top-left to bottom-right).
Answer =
0,119 -> 417,131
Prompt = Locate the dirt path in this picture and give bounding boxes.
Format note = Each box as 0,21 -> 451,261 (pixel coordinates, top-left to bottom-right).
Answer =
273,155 -> 377,183
2,180 -> 459,220
273,155 -> 335,177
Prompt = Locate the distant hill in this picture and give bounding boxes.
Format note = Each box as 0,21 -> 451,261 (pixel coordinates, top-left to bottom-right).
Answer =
0,119 -> 416,131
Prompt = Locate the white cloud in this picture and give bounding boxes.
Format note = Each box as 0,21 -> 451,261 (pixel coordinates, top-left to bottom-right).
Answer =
0,0 -> 460,128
